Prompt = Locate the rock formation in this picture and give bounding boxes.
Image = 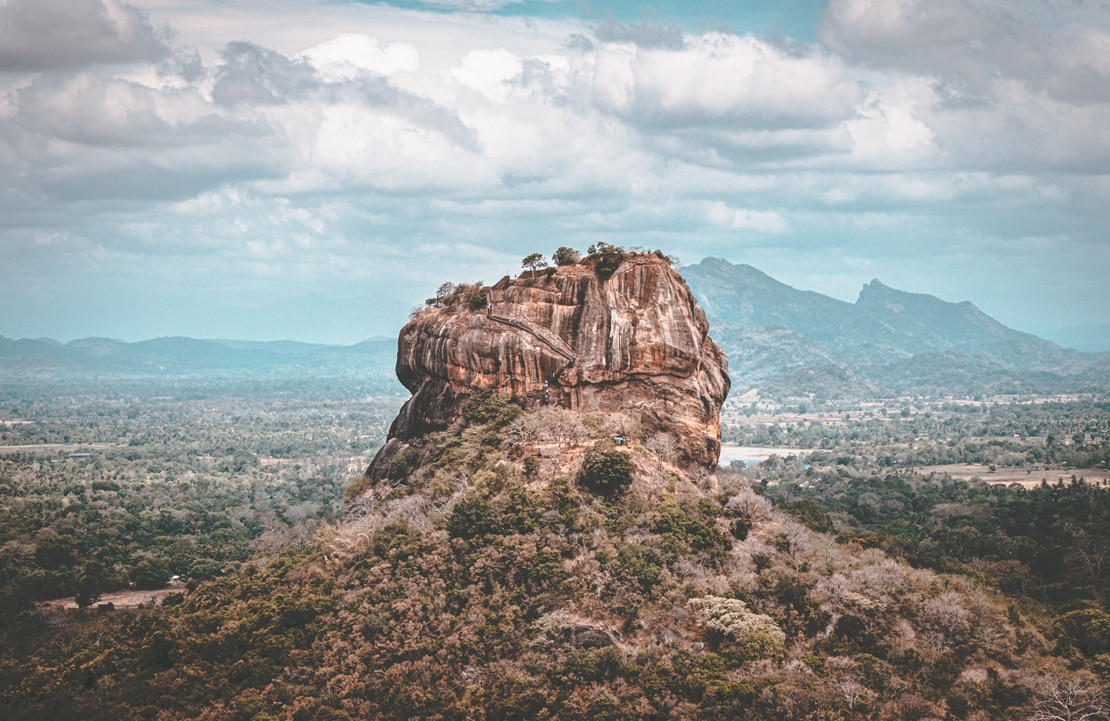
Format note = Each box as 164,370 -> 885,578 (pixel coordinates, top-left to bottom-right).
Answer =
367,251 -> 730,477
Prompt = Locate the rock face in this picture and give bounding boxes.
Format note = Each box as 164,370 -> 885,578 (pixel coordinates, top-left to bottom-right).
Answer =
368,252 -> 730,477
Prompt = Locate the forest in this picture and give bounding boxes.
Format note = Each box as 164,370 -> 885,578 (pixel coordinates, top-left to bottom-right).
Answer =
0,377 -> 402,615
1,380 -> 1109,719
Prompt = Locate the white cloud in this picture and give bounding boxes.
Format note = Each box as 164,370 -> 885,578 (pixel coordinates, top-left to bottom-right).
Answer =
452,48 -> 524,102
845,78 -> 937,168
300,34 -> 419,82
2,0 -> 1109,340
0,0 -> 168,71
594,33 -> 863,131
706,202 -> 790,233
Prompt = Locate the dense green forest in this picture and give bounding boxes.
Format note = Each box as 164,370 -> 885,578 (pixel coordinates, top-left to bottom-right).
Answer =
723,400 -> 1110,469
0,379 -> 402,615
2,386 -> 1110,719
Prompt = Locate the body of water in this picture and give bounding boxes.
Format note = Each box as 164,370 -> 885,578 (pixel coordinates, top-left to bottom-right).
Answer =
718,445 -> 809,468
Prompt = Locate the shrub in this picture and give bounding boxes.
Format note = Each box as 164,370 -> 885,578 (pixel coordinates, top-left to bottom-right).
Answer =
425,281 -> 487,309
781,499 -> 835,533
345,474 -> 373,502
387,447 -> 421,482
1056,608 -> 1110,657
586,242 -> 625,278
462,390 -> 522,429
552,246 -> 582,266
618,544 -> 665,591
690,595 -> 786,658
447,495 -> 500,540
577,450 -> 633,497
468,286 -> 488,311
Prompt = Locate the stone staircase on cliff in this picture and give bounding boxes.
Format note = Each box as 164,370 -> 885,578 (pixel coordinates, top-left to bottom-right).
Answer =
486,289 -> 577,383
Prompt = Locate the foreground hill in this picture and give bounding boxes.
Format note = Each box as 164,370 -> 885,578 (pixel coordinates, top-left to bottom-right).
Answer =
681,257 -> 1108,398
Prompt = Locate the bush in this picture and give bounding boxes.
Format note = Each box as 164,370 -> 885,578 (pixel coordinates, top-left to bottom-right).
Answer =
552,246 -> 582,266
447,495 -> 500,540
586,242 -> 625,278
387,447 -> 421,482
345,474 -> 374,503
578,450 -> 633,497
425,281 -> 487,309
468,287 -> 488,311
461,390 -> 522,429
618,544 -> 664,591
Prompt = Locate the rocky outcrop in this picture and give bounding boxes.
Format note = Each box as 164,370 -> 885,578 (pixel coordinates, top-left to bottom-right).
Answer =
368,251 -> 730,477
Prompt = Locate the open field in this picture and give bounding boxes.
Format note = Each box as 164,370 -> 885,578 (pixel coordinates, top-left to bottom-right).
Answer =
718,444 -> 812,467
915,463 -> 1110,488
40,583 -> 187,610
0,443 -> 120,454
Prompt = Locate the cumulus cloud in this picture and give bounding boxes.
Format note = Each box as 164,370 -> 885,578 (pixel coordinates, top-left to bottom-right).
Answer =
819,0 -> 1110,102
2,2 -> 1108,341
212,42 -> 321,107
706,202 -> 790,233
819,0 -> 1110,172
593,32 -> 863,132
300,34 -> 420,82
0,0 -> 168,71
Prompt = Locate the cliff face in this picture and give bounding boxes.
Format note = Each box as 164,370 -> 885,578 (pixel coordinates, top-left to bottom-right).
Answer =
368,252 -> 730,477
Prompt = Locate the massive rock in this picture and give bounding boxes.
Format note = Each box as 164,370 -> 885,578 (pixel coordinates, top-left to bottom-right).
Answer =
368,251 -> 730,477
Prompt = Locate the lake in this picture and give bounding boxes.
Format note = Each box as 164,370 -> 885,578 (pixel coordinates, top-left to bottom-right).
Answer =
718,445 -> 811,468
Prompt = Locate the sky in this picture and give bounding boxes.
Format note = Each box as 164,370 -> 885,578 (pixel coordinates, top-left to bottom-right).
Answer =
1,0 -> 1109,347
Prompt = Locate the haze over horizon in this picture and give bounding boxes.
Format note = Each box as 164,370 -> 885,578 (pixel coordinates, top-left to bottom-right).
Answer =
2,0 -> 1109,348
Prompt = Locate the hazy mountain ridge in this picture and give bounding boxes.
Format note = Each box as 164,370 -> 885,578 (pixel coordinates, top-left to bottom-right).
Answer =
4,256 -> 1106,399
0,335 -> 399,380
681,257 -> 1108,398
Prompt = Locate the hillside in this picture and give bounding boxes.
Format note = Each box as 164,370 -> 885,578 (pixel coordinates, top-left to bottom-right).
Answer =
681,257 -> 1107,398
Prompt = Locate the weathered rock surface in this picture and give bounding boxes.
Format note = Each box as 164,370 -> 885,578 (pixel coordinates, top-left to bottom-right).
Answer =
368,252 -> 730,477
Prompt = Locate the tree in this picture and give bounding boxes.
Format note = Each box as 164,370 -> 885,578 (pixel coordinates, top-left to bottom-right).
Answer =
551,247 -> 581,266
522,253 -> 547,278
1027,673 -> 1109,721
74,560 -> 110,608
586,242 -> 625,278
426,282 -> 456,307
577,450 -> 633,497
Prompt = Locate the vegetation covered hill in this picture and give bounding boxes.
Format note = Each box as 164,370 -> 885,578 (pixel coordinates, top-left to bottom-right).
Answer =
4,394 -> 1109,720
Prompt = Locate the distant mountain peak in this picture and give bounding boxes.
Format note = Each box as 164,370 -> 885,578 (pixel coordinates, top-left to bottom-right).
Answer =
680,257 -> 1094,396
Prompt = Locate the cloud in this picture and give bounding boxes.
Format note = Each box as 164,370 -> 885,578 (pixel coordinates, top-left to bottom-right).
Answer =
819,0 -> 1110,103
299,34 -> 420,82
0,0 -> 168,71
593,20 -> 685,50
212,41 -> 321,107
818,0 -> 1110,172
706,202 -> 790,233
2,3 -> 1108,341
593,32 -> 863,132
401,0 -> 526,10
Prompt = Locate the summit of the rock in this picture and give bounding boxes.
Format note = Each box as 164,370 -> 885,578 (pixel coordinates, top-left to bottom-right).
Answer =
367,251 -> 730,477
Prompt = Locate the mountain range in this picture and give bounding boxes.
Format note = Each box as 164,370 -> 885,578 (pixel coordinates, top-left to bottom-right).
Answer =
2,257 -> 1106,399
681,257 -> 1108,398
0,334 -> 400,389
